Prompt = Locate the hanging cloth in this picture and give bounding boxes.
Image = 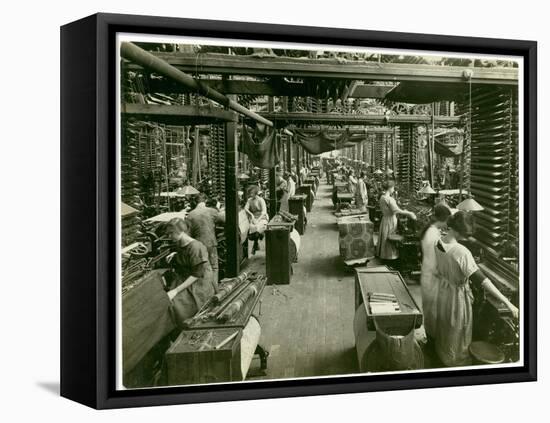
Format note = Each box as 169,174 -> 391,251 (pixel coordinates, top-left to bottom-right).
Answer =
295,128 -> 362,154
239,123 -> 279,169
434,133 -> 463,157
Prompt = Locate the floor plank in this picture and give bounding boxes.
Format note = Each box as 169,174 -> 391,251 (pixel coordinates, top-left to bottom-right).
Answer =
245,181 -> 361,380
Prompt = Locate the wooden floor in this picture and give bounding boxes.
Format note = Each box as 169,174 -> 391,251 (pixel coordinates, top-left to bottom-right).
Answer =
244,182 -> 365,380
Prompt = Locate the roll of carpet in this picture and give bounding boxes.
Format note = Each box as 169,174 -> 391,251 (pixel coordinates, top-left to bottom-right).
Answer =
240,316 -> 261,379
217,281 -> 261,323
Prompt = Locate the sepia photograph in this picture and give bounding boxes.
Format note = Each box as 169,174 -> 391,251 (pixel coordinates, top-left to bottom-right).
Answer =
116,34 -> 523,390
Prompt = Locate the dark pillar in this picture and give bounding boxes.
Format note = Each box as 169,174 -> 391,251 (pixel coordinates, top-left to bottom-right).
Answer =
279,133 -> 284,168
224,119 -> 239,277
286,136 -> 292,172
371,136 -> 375,167
296,145 -> 301,185
385,134 -> 389,171
429,103 -> 436,187
392,128 -> 397,174
281,137 -> 286,170
269,167 -> 277,217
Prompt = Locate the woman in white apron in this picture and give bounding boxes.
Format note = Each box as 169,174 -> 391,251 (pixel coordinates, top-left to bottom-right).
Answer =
377,180 -> 416,261
419,203 -> 452,342
433,211 -> 518,366
244,185 -> 269,254
355,171 -> 368,212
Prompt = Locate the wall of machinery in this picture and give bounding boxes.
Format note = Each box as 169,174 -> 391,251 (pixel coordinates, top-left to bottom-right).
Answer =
208,124 -> 226,200
395,124 -> 421,193
467,86 -> 519,263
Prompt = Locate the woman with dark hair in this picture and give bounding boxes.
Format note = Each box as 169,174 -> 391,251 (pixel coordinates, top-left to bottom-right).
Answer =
377,180 -> 416,261
432,211 -> 518,366
244,185 -> 269,254
420,203 -> 452,342
164,218 -> 216,323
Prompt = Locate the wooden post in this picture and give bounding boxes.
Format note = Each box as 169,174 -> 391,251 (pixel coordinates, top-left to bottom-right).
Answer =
269,167 -> 277,217
392,128 -> 396,174
224,119 -> 239,277
385,133 -> 389,171
296,145 -> 301,185
370,134 -> 376,170
286,136 -> 292,172
427,103 -> 435,187
363,130 -> 368,164
281,137 -> 286,170
191,127 -> 199,186
280,132 -> 285,169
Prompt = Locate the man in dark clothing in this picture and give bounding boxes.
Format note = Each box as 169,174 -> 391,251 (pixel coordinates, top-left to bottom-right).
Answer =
185,193 -> 225,284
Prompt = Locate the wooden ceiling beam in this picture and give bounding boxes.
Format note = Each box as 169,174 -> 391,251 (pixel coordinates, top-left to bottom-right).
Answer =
291,126 -> 396,134
126,53 -> 518,85
121,103 -> 237,125
146,78 -> 397,99
146,79 -> 312,96
256,112 -> 460,125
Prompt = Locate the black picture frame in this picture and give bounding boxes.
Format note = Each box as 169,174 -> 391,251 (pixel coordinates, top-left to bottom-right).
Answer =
60,12 -> 537,409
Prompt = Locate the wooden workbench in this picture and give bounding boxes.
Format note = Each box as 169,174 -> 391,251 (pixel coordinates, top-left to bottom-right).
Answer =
122,269 -> 175,380
353,266 -> 423,372
354,266 -> 423,330
336,192 -> 354,211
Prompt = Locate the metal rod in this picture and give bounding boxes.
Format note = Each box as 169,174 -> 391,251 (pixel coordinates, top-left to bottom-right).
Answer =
431,104 -> 436,187
224,120 -> 240,277
120,42 -> 274,127
392,127 -> 396,175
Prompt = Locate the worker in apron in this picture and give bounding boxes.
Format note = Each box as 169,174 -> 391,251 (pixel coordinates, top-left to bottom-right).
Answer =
355,171 -> 368,213
164,218 -> 217,325
419,203 -> 452,343
275,169 -> 289,212
377,180 -> 416,262
432,211 -> 518,366
244,185 -> 269,254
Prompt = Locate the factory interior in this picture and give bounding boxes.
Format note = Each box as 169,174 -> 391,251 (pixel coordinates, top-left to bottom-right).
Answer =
119,41 -> 520,388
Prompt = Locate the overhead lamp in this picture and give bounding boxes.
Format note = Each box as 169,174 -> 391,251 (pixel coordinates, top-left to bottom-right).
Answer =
457,196 -> 484,211
176,185 -> 200,196
419,184 -> 436,195
374,169 -> 383,175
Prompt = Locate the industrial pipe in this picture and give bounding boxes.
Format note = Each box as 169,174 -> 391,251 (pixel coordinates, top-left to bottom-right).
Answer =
120,42 -> 274,127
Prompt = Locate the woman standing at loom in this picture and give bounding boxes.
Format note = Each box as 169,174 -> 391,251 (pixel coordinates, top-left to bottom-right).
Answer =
275,168 -> 289,212
432,211 -> 518,366
347,168 -> 357,195
419,203 -> 452,344
355,171 -> 368,213
244,185 -> 269,255
377,180 -> 416,263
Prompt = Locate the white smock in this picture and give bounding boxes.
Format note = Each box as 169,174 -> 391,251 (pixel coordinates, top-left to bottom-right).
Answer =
420,225 -> 441,338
